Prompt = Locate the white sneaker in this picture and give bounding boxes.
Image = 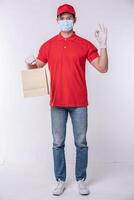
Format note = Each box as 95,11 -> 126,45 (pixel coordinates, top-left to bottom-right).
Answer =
52,179 -> 66,196
77,178 -> 90,195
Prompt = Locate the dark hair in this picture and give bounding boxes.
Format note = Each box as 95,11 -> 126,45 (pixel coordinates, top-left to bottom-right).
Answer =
57,12 -> 76,19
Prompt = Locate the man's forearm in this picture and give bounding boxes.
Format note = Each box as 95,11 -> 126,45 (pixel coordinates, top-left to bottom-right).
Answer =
98,48 -> 108,72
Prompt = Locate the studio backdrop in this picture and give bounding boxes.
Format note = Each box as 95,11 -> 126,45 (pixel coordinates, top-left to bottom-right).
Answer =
0,0 -> 133,170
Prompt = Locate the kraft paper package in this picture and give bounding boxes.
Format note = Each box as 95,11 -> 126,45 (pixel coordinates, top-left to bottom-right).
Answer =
21,67 -> 50,97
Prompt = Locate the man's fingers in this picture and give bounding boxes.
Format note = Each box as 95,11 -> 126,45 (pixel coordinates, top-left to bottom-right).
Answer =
98,24 -> 101,30
102,24 -> 107,33
102,24 -> 105,32
105,27 -> 108,34
95,30 -> 99,38
98,24 -> 107,33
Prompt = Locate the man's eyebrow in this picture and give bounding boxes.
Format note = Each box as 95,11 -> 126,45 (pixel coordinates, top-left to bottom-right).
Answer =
61,16 -> 72,19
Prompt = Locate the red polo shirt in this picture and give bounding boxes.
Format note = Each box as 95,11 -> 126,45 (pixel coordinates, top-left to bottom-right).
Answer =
37,31 -> 99,107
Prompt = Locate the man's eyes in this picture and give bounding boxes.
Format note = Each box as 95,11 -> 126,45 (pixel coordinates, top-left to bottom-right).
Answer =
60,18 -> 72,20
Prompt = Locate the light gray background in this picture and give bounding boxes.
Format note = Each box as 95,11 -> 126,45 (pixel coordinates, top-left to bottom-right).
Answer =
0,0 -> 133,172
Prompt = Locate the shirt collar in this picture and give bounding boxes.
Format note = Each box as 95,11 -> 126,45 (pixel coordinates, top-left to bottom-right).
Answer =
57,31 -> 77,41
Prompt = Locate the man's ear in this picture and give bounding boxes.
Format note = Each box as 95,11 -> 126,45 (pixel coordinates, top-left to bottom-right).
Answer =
74,17 -> 77,24
56,15 -> 60,22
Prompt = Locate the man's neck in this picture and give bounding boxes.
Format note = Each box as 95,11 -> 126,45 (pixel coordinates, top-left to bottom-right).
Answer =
60,29 -> 74,38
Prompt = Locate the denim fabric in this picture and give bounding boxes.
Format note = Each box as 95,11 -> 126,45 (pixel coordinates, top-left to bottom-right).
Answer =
50,106 -> 88,181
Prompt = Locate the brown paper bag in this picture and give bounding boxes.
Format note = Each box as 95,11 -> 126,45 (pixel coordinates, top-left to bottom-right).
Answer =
21,67 -> 49,97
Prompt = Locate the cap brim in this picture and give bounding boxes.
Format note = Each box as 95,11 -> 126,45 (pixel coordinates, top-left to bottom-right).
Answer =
57,11 -> 75,16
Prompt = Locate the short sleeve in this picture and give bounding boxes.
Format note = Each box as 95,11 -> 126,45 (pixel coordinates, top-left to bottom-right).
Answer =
87,41 -> 99,63
36,42 -> 48,63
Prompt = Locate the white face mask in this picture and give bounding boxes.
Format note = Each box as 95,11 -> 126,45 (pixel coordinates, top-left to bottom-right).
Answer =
58,19 -> 74,32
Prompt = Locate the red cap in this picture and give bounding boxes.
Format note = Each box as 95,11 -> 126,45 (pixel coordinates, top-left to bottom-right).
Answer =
57,4 -> 76,17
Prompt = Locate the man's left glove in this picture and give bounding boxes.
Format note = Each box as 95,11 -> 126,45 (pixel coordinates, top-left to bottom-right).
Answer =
95,24 -> 107,49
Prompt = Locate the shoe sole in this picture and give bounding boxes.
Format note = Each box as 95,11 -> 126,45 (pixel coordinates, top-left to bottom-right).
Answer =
79,191 -> 90,195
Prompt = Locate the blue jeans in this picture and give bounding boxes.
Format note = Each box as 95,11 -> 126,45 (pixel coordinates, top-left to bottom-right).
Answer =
50,106 -> 88,181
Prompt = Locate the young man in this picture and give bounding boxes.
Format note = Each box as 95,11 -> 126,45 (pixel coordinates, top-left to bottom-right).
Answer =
26,4 -> 108,196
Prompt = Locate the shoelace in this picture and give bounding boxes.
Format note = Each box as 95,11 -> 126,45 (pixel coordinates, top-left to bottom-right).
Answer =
56,179 -> 64,189
78,178 -> 87,189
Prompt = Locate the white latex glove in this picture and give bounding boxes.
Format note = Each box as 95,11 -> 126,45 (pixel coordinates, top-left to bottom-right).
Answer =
25,55 -> 36,65
95,24 -> 107,48
25,55 -> 36,69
